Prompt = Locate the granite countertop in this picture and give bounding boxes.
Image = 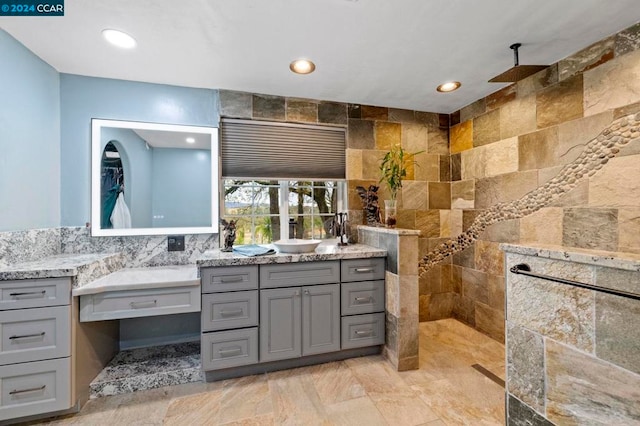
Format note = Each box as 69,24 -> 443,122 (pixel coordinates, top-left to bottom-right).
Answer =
0,253 -> 124,287
500,243 -> 640,272
0,242 -> 385,292
197,242 -> 387,268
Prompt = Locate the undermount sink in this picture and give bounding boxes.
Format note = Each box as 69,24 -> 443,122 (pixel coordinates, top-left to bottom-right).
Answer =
273,239 -> 322,254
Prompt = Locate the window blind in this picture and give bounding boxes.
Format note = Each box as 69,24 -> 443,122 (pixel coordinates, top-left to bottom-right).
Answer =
221,118 -> 346,180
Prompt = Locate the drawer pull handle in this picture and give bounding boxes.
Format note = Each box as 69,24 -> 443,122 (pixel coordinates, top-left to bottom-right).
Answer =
220,308 -> 244,317
220,276 -> 243,283
9,385 -> 46,395
354,296 -> 372,303
130,300 -> 157,308
355,330 -> 373,337
9,290 -> 46,297
9,332 -> 45,340
218,347 -> 242,357
354,268 -> 374,273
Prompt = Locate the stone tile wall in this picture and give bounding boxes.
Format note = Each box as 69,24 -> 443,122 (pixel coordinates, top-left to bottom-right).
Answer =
218,21 -> 640,340
219,90 -> 456,322
358,225 -> 421,371
504,249 -> 640,425
443,22 -> 640,342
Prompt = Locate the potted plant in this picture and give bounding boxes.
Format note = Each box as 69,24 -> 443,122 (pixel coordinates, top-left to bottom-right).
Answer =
379,144 -> 423,227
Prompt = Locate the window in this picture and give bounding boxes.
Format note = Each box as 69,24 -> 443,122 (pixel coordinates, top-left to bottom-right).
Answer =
223,179 -> 346,244
220,118 -> 347,244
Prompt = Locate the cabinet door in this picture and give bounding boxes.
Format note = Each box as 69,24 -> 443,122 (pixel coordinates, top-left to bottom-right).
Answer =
302,284 -> 340,356
260,287 -> 301,362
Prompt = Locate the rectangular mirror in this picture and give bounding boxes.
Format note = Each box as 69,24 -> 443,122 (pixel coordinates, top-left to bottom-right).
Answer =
91,119 -> 219,236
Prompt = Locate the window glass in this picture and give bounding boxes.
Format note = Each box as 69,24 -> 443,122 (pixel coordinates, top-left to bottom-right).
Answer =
223,179 -> 345,244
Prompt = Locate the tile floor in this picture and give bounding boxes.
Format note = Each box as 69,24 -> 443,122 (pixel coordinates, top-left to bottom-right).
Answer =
35,319 -> 505,425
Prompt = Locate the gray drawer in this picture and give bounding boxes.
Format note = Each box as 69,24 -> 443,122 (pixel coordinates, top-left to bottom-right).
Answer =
201,266 -> 258,293
0,306 -> 70,366
201,327 -> 258,371
341,313 -> 385,349
0,278 -> 70,311
79,286 -> 200,322
0,357 -> 71,421
341,258 -> 385,282
202,291 -> 258,332
341,280 -> 385,316
260,261 -> 340,288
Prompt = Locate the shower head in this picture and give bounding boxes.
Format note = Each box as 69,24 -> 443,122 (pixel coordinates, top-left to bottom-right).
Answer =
488,43 -> 549,83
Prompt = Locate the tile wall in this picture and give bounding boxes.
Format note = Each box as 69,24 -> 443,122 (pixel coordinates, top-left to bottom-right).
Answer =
504,248 -> 640,424
221,21 -> 640,344
218,91 -> 455,324
445,22 -> 640,341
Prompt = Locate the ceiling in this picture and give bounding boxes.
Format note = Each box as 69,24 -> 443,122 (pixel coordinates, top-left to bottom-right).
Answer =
133,129 -> 210,150
2,0 -> 640,113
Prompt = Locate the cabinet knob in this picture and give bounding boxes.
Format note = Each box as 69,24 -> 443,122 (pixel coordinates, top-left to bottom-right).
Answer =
304,290 -> 310,295
294,290 -> 300,296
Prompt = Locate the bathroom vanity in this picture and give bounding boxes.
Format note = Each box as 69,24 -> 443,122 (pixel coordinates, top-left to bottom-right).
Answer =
197,244 -> 386,381
0,241 -> 386,423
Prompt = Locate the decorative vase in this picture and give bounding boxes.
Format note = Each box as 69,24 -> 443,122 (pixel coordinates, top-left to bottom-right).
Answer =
384,199 -> 397,228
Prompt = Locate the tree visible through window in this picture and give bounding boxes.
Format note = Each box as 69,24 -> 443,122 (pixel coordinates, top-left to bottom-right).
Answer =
223,180 -> 345,245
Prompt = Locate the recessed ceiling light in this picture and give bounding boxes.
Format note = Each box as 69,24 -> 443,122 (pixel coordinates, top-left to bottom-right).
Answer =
102,29 -> 137,49
436,81 -> 461,93
186,137 -> 196,144
290,59 -> 316,75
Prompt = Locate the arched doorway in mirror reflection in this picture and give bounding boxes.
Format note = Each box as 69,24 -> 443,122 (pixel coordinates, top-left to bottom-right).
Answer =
101,141 -> 131,229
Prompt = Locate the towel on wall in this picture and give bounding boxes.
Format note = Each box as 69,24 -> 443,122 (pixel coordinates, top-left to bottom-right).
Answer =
111,192 -> 132,228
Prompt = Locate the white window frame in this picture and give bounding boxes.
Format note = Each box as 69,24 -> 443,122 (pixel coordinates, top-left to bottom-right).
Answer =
222,179 -> 347,244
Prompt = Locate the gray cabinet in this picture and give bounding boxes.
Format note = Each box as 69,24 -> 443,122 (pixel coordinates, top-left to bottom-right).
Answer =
259,287 -> 301,362
201,328 -> 258,370
260,283 -> 340,362
260,261 -> 340,288
201,266 -> 260,370
340,259 -> 385,349
302,284 -> 340,356
201,257 -> 385,378
0,278 -> 72,422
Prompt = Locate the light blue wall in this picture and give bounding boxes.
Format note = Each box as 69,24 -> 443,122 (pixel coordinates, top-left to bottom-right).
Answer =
0,30 -> 60,232
100,127 -> 153,228
60,74 -> 218,226
151,148 -> 212,227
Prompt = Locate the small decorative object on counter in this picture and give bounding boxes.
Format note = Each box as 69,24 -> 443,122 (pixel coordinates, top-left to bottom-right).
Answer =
332,212 -> 350,246
355,185 -> 382,226
220,219 -> 237,252
379,144 -> 423,228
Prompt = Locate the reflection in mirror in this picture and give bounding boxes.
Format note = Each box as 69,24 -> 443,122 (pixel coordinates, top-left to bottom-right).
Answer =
91,119 -> 219,236
101,142 -> 128,229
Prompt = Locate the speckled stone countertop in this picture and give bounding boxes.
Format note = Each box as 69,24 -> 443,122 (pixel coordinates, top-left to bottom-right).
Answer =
197,242 -> 386,268
0,253 -> 124,287
501,243 -> 640,272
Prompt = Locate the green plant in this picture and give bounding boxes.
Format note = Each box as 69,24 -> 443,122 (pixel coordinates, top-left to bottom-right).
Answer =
379,144 -> 424,200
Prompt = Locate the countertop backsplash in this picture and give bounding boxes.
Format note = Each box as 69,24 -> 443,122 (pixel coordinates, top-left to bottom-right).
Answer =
0,227 -> 61,268
59,227 -> 219,268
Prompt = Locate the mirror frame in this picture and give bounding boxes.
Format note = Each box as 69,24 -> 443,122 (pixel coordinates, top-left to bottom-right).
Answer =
91,119 -> 219,236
